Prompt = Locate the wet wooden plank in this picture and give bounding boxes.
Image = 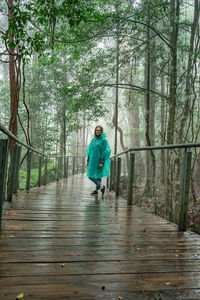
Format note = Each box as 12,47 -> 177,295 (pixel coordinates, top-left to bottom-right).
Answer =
1,248 -> 200,262
1,261 -> 200,276
0,278 -> 200,299
1,175 -> 200,299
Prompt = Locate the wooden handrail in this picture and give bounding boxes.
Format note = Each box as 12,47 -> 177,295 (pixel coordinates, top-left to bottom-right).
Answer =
111,142 -> 200,158
0,123 -> 47,157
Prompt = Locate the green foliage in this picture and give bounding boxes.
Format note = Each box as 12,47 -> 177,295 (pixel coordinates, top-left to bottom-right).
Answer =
0,83 -> 10,127
2,0 -> 113,59
1,0 -> 199,154
19,161 -> 57,189
19,168 -> 39,189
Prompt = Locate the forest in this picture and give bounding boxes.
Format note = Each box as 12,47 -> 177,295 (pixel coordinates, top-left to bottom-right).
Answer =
0,0 -> 200,230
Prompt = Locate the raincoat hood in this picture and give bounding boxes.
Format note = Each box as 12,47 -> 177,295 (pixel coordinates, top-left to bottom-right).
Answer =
96,132 -> 106,139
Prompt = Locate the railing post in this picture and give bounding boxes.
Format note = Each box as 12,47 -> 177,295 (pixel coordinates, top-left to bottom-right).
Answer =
56,157 -> 62,181
179,150 -> 192,231
76,157 -> 79,174
13,145 -> 21,193
72,157 -> 75,176
113,158 -> 117,192
0,139 -> 8,225
109,159 -> 113,190
26,151 -> 32,191
66,157 -> 69,178
44,158 -> 48,185
106,177 -> 109,189
38,156 -> 42,187
64,156 -> 67,178
7,145 -> 18,201
127,152 -> 135,205
56,157 -> 59,182
82,157 -> 85,174
116,157 -> 121,197
56,157 -> 61,182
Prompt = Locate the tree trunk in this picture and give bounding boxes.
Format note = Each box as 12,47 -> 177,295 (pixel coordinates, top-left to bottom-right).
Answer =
126,56 -> 145,174
160,73 -> 166,185
178,0 -> 199,143
112,110 -> 129,169
8,0 -> 18,150
166,0 -> 180,221
63,101 -> 67,178
7,0 -> 21,201
144,4 -> 156,196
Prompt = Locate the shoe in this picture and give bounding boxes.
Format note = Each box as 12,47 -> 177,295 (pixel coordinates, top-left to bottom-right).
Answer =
101,186 -> 105,195
90,190 -> 98,195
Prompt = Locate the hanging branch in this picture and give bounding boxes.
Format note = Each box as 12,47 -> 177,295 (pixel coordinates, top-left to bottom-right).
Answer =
22,62 -> 31,146
19,62 -> 32,166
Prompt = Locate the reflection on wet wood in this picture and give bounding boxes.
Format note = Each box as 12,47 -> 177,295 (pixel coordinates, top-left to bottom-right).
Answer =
1,174 -> 200,299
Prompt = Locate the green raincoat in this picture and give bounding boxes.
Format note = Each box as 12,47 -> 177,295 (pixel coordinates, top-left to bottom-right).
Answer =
86,133 -> 111,179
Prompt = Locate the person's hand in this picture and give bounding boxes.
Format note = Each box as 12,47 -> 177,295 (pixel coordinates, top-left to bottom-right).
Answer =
99,163 -> 103,168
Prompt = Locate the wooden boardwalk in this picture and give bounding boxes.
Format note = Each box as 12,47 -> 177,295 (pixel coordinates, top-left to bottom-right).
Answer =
0,174 -> 200,300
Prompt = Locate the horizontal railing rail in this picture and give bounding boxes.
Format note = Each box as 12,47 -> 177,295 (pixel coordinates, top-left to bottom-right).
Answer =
110,142 -> 200,159
0,123 -> 48,157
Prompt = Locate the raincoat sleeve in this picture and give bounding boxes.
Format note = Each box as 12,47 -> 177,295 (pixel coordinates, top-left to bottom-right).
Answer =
86,138 -> 94,162
100,139 -> 111,164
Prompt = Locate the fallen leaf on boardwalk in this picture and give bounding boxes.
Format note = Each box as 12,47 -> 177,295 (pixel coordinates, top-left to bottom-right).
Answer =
137,220 -> 144,223
164,282 -> 171,285
143,229 -> 146,232
9,235 -> 15,238
118,297 -> 123,300
60,263 -> 65,267
16,292 -> 24,299
136,280 -> 140,285
175,254 -> 179,257
136,248 -> 141,251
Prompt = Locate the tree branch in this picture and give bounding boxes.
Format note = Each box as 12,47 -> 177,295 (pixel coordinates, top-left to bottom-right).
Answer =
106,83 -> 168,99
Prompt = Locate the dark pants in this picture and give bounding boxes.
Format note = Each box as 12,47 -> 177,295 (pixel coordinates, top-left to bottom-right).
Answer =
89,178 -> 101,190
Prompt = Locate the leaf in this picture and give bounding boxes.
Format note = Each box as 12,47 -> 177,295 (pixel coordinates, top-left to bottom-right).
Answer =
60,263 -> 65,267
137,219 -> 144,223
16,292 -> 24,299
164,282 -> 171,285
93,13 -> 101,21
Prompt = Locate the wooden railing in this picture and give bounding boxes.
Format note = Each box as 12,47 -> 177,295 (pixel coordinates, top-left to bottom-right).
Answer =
109,143 -> 200,232
0,123 -> 85,227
